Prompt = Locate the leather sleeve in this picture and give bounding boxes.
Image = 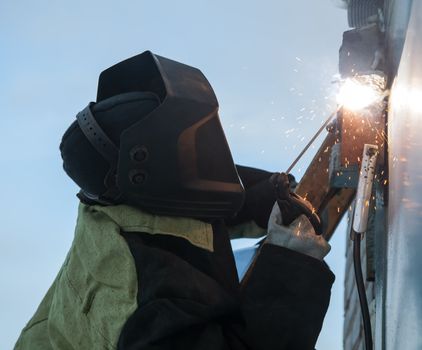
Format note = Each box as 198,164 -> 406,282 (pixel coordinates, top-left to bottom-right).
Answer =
227,165 -> 277,229
241,244 -> 335,350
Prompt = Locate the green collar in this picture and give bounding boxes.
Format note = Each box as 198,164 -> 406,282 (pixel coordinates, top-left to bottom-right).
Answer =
86,204 -> 214,252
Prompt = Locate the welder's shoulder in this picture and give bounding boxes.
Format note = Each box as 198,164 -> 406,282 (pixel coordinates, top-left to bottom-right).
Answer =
15,203 -> 141,350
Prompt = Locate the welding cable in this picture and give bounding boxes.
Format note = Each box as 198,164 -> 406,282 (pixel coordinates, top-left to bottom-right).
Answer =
353,232 -> 373,350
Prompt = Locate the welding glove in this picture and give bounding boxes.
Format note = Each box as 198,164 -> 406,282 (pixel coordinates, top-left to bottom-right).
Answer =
265,203 -> 331,260
270,172 -> 322,234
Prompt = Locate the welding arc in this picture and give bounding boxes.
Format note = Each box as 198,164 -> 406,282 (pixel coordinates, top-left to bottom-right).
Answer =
286,109 -> 338,174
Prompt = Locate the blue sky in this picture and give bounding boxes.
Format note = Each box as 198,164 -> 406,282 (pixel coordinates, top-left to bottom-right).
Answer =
0,1 -> 348,348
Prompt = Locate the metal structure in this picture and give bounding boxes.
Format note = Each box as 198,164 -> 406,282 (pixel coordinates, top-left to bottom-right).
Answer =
298,1 -> 421,348
342,0 -> 422,349
232,0 -> 422,349
384,1 -> 422,348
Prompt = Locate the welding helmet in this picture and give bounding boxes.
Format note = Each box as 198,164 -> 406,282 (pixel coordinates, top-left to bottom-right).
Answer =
60,51 -> 245,218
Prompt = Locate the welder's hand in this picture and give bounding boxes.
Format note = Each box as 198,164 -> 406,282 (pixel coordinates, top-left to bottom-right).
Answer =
270,172 -> 322,235
265,203 -> 331,260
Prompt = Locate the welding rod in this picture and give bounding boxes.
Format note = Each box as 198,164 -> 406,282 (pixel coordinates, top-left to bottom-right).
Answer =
286,109 -> 338,174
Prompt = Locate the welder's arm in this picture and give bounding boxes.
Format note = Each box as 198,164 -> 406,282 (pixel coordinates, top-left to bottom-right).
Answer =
224,166 -> 334,348
239,203 -> 334,350
117,226 -> 333,350
226,165 -> 278,233
227,166 -> 302,236
240,244 -> 335,350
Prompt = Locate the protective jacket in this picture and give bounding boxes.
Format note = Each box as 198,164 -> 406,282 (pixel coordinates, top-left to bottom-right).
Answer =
15,168 -> 334,350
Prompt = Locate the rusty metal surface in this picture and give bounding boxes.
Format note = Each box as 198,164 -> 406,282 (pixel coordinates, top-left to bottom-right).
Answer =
339,108 -> 386,168
296,104 -> 385,240
295,132 -> 336,211
295,132 -> 349,240
321,188 -> 355,240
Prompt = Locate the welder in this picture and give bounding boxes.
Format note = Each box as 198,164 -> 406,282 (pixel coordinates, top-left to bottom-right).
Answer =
14,51 -> 334,350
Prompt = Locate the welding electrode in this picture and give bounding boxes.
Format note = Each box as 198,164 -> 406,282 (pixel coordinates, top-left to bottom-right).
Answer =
277,109 -> 339,235
285,109 -> 338,174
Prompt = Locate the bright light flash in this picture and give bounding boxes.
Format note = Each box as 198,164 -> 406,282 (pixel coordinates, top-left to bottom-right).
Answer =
336,75 -> 385,111
391,85 -> 422,114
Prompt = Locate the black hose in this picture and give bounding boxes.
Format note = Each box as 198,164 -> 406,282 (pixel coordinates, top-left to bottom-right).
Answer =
353,232 -> 373,350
